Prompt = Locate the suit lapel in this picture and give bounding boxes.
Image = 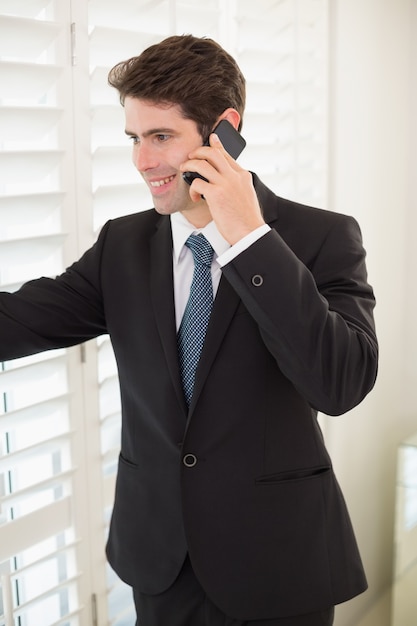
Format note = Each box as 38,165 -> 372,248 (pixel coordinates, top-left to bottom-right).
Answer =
149,214 -> 244,418
188,275 -> 241,415
149,216 -> 187,412
188,175 -> 279,414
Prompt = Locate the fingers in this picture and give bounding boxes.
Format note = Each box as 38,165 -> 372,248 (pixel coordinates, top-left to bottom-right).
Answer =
181,135 -> 264,243
180,133 -> 239,187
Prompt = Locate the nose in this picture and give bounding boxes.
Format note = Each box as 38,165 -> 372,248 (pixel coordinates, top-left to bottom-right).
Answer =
132,142 -> 158,172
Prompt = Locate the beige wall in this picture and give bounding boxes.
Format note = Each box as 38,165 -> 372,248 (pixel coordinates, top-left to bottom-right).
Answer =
323,1 -> 417,624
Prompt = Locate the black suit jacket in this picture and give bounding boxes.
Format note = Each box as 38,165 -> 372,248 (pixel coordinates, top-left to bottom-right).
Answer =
0,175 -> 378,620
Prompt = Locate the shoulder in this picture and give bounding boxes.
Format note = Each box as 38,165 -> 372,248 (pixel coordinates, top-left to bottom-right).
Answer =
104,208 -> 162,234
252,173 -> 362,245
252,172 -> 357,230
251,173 -> 365,268
94,209 -> 169,248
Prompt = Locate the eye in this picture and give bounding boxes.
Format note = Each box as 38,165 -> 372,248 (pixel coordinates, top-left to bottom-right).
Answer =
156,134 -> 170,143
129,135 -> 139,145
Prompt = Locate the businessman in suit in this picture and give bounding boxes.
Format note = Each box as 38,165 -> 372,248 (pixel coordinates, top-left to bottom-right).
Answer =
0,35 -> 378,625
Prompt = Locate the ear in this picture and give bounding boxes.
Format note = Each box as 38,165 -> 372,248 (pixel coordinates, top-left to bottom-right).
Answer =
218,108 -> 241,131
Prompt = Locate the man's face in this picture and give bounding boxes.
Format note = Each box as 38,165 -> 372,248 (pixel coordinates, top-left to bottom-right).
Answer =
124,97 -> 209,224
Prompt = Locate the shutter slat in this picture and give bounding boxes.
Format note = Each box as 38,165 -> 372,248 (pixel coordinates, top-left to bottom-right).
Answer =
0,16 -> 62,59
0,497 -> 72,562
0,151 -> 63,184
0,396 -> 69,431
1,469 -> 73,508
0,61 -> 61,101
89,26 -> 159,67
0,107 -> 63,142
0,355 -> 67,395
92,146 -> 137,188
0,1 -> 50,19
0,234 -> 66,264
0,192 -> 64,235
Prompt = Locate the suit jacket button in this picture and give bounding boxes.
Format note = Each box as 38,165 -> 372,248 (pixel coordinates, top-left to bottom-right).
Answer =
183,454 -> 197,467
251,274 -> 263,287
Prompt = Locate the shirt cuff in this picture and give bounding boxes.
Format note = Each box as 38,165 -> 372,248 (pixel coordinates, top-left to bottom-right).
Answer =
217,224 -> 271,267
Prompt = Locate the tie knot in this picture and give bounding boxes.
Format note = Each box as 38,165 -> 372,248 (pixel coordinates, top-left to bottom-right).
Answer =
185,234 -> 214,267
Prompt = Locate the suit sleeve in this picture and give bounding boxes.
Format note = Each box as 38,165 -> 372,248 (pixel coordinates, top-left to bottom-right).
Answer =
0,222 -> 110,361
220,216 -> 378,416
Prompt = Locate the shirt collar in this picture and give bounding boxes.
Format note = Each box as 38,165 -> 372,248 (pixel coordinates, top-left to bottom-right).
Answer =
170,212 -> 230,264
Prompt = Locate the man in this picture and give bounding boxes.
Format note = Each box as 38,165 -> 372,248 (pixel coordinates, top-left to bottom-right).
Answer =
0,35 -> 378,625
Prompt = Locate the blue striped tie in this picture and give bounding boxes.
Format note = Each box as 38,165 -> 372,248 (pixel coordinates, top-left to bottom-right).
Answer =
177,234 -> 214,406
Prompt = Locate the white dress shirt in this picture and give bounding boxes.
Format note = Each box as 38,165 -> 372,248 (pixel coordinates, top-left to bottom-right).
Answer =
170,212 -> 270,330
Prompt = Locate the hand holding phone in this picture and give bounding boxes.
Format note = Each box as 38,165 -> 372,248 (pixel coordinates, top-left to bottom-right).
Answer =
182,120 -> 246,186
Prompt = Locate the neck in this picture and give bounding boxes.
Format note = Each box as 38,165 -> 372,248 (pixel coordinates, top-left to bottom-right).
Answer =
179,204 -> 212,229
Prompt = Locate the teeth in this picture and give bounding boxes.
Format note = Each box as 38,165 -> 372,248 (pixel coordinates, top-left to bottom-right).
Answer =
150,176 -> 174,188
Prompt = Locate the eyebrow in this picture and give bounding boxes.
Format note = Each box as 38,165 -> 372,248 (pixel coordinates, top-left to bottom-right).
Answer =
124,128 -> 176,138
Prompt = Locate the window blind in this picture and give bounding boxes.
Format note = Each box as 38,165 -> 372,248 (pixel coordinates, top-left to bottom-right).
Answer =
0,3 -> 91,625
1,1 -> 329,624
234,0 -> 328,205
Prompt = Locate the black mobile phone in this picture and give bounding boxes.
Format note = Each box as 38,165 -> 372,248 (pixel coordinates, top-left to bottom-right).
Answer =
182,119 -> 246,186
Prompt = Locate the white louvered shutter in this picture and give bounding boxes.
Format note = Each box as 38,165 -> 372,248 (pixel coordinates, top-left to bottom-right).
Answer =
0,2 -> 102,625
1,2 -> 329,624
233,0 -> 329,205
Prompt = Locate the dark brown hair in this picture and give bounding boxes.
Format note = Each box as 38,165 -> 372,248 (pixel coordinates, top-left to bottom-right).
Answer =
108,35 -> 246,140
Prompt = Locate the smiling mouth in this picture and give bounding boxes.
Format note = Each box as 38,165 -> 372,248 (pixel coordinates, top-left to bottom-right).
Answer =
149,175 -> 175,188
